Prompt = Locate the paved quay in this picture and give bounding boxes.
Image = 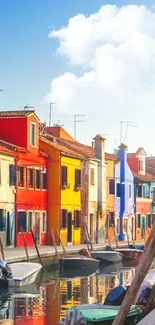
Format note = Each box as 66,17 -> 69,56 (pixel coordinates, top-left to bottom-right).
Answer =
2,241 -> 144,264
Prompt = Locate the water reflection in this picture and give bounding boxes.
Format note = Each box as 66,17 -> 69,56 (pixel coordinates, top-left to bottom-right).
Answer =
0,263 -> 138,325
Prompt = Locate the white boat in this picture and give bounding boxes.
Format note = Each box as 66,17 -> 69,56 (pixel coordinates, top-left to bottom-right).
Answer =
0,260 -> 42,288
90,250 -> 123,264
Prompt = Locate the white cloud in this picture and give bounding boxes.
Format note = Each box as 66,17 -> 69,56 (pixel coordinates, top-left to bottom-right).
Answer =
43,5 -> 155,153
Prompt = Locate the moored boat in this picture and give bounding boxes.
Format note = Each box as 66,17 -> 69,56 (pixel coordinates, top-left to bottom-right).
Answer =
0,259 -> 42,288
67,304 -> 143,325
90,251 -> 123,264
59,255 -> 99,270
115,248 -> 143,260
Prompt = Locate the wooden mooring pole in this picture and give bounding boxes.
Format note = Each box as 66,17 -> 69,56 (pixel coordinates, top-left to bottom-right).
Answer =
84,221 -> 93,251
112,231 -> 155,325
51,229 -> 59,260
129,225 -> 135,247
56,229 -> 67,255
0,236 -> 5,261
21,227 -> 30,262
31,229 -> 43,265
124,225 -> 130,247
112,224 -> 119,248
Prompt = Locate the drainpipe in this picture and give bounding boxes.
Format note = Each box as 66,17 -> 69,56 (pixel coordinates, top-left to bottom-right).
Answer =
14,153 -> 19,247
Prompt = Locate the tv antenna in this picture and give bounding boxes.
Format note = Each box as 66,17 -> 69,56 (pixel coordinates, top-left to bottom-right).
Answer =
24,105 -> 34,110
74,114 -> 85,140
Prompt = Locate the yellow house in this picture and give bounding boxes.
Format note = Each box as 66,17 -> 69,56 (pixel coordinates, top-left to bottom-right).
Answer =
105,153 -> 117,241
39,135 -> 83,245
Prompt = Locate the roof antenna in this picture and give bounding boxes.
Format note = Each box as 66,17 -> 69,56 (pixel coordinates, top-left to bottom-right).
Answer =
24,105 -> 34,110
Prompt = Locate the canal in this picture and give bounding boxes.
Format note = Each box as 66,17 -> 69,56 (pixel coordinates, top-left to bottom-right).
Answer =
0,261 -> 154,325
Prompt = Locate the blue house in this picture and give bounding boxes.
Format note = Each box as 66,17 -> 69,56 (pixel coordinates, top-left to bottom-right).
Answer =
115,144 -> 135,241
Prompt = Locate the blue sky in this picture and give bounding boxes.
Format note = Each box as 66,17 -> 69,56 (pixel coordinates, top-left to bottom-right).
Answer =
0,0 -> 154,152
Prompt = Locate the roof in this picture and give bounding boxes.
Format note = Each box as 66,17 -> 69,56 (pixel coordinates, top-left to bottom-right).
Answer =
105,153 -> 117,161
40,136 -> 84,159
134,172 -> 155,182
0,110 -> 39,119
46,126 -> 74,141
128,148 -> 147,158
0,139 -> 26,153
93,134 -> 106,141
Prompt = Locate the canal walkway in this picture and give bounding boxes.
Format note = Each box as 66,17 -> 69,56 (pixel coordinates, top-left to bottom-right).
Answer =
2,240 -> 145,264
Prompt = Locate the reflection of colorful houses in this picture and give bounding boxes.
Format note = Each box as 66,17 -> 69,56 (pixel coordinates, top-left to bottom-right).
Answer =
128,148 -> 154,240
115,144 -> 135,241
40,128 -> 82,245
0,111 -> 48,247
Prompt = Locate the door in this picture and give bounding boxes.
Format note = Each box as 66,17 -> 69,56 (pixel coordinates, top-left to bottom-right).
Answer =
131,216 -> 135,241
35,212 -> 40,245
141,216 -> 146,238
90,214 -> 94,241
67,212 -> 72,243
7,211 -> 15,246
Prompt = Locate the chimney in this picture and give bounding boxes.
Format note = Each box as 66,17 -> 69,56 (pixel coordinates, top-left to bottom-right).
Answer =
118,143 -> 128,182
93,134 -> 106,161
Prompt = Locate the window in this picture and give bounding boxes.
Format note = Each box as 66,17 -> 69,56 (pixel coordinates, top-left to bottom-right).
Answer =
136,185 -> 142,197
142,185 -> 146,198
137,213 -> 141,228
30,122 -> 36,147
116,219 -> 119,234
129,184 -> 132,199
75,169 -> 81,188
0,209 -> 6,231
147,214 -> 152,228
108,212 -> 115,226
0,161 -> 1,185
18,211 -> 26,232
123,219 -> 128,233
152,187 -> 155,201
60,209 -> 67,229
42,212 -> 46,232
61,166 -> 67,186
116,183 -> 121,197
27,168 -> 34,188
139,160 -> 144,172
17,167 -> 25,187
36,169 -> 41,189
90,168 -> 95,186
42,171 -> 47,189
109,179 -> 115,195
27,211 -> 33,232
74,210 -> 81,229
9,164 -> 16,186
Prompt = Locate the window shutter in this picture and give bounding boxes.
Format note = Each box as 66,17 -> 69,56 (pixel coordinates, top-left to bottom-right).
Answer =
74,210 -> 77,228
79,211 -> 81,228
60,209 -> 63,229
9,165 -> 16,186
75,169 -> 81,188
40,171 -> 43,189
66,211 -> 68,228
33,169 -> 36,188
61,166 -> 67,185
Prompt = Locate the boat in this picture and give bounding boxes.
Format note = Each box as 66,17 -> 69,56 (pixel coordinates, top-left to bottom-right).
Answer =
67,304 -> 143,325
90,251 -> 123,264
115,248 -> 143,260
97,262 -> 122,275
0,259 -> 42,288
59,255 -> 99,271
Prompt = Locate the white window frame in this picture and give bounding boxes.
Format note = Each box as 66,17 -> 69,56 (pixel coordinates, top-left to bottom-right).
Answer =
42,211 -> 47,233
30,122 -> 36,147
27,210 -> 33,232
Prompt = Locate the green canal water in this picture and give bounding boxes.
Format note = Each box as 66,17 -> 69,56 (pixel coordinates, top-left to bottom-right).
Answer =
0,261 -> 154,325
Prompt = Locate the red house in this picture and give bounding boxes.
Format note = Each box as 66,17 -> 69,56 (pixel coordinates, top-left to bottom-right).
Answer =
0,110 -> 48,247
128,148 -> 154,240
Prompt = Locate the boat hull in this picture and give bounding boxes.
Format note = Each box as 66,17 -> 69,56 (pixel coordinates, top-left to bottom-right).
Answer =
68,304 -> 142,325
59,256 -> 99,270
115,249 -> 143,260
91,251 -> 123,264
0,262 -> 42,288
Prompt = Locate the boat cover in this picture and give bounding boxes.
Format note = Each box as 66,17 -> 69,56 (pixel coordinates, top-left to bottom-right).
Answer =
58,309 -> 86,325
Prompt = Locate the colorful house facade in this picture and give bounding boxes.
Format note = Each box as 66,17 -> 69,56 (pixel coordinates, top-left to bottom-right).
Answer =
105,153 -> 117,241
0,140 -> 16,247
128,148 -> 154,240
40,131 -> 83,245
115,144 -> 135,241
0,111 -> 48,247
45,127 -> 107,244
